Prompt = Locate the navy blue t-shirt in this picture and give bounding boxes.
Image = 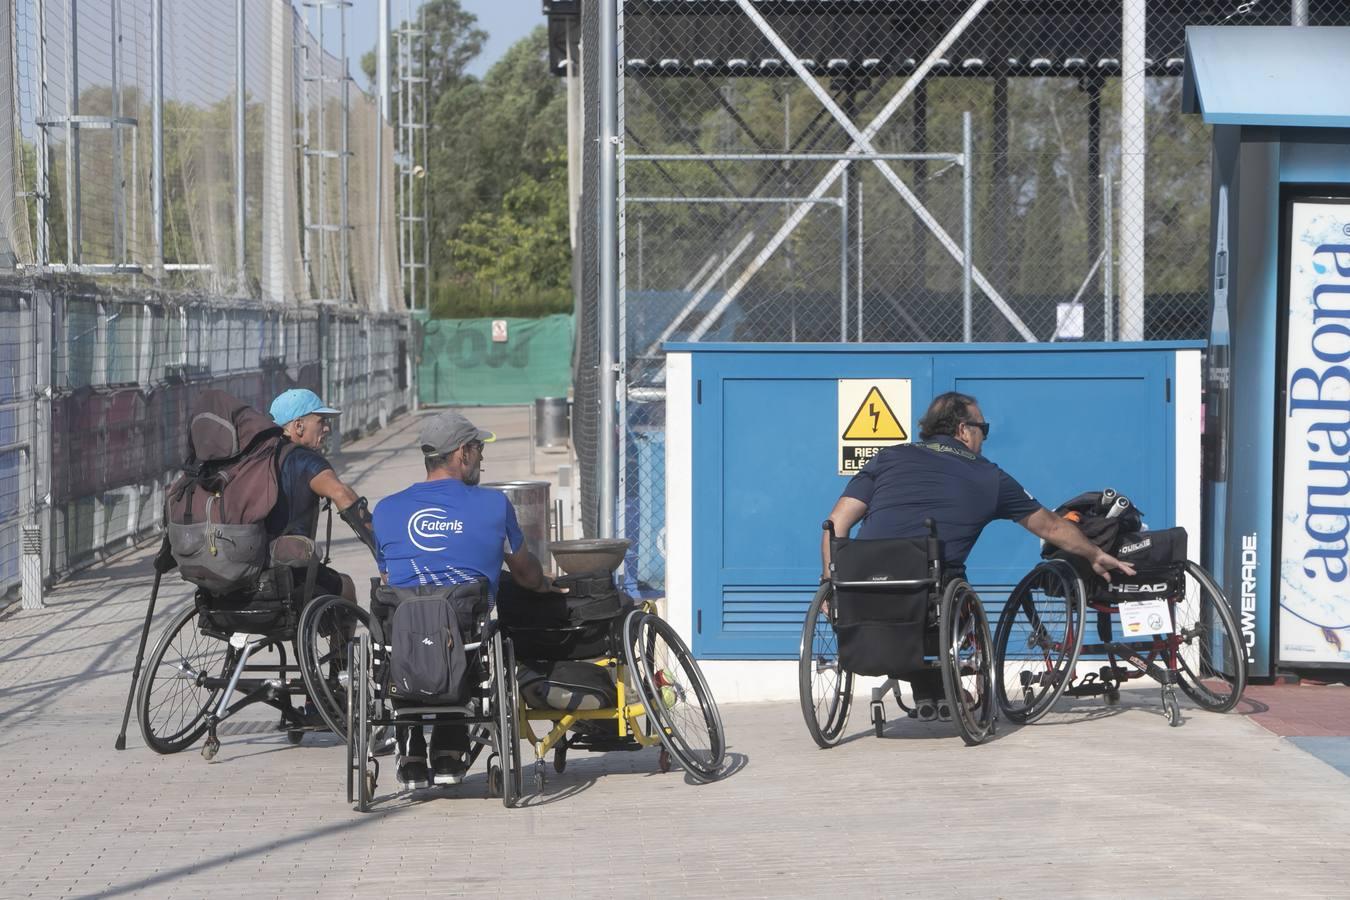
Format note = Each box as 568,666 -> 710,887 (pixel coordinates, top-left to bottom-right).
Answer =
264,445 -> 332,539
841,436 -> 1041,565
373,478 -> 524,597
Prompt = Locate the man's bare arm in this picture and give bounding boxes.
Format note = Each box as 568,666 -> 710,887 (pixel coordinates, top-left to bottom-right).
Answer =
1019,507 -> 1136,580
309,468 -> 359,508
821,497 -> 868,580
504,547 -> 553,593
309,469 -> 377,558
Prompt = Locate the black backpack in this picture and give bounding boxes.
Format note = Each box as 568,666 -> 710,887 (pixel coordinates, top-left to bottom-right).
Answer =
1042,489 -> 1187,600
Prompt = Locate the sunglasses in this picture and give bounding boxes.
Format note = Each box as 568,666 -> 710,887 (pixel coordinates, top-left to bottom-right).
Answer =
463,439 -> 485,454
963,420 -> 991,438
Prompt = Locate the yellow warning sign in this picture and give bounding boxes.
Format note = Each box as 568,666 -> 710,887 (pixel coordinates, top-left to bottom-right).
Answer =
837,379 -> 912,475
842,386 -> 908,441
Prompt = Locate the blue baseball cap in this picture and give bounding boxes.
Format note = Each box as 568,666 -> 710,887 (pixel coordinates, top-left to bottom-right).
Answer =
270,388 -> 340,427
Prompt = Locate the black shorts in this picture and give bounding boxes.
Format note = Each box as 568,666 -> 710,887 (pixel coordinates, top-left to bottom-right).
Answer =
290,562 -> 347,599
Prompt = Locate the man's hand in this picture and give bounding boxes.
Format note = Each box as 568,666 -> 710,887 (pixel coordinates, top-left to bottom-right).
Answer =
1020,507 -> 1136,582
1090,550 -> 1136,581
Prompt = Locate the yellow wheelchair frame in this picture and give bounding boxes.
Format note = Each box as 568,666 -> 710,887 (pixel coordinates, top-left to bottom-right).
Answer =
512,600 -> 727,789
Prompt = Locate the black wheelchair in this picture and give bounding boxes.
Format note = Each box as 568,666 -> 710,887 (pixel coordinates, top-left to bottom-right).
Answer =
993,531 -> 1247,727
135,560 -> 369,760
345,582 -> 521,811
799,520 -> 997,748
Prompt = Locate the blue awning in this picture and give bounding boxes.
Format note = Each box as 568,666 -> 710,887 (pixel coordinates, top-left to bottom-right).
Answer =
1183,26 -> 1350,129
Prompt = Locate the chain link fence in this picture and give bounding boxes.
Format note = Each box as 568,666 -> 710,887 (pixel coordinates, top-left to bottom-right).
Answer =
562,0 -> 1350,595
0,0 -> 412,603
0,279 -> 412,601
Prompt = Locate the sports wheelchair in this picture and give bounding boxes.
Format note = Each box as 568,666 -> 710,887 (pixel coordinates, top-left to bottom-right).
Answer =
135,554 -> 369,761
498,570 -> 727,789
993,530 -> 1247,727
345,582 -> 520,811
799,520 -> 997,748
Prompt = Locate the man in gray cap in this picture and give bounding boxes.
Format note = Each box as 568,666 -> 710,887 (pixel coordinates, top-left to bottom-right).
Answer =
372,410 -> 552,789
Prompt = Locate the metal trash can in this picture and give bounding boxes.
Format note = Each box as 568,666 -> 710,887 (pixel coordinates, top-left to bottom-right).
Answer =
483,480 -> 551,569
534,397 -> 570,449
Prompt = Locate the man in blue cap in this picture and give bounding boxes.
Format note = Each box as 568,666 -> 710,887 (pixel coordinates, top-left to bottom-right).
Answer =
268,388 -> 379,600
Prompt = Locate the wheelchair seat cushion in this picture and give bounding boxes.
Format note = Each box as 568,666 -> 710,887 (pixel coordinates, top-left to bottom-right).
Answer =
518,660 -> 618,712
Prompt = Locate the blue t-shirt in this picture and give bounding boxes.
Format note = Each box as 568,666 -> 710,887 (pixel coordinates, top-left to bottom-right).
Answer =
373,478 -> 524,596
264,445 -> 332,539
841,436 -> 1041,565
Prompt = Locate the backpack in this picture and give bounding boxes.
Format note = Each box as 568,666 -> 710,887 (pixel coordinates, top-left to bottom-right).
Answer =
373,582 -> 487,706
1041,489 -> 1187,600
165,390 -> 294,595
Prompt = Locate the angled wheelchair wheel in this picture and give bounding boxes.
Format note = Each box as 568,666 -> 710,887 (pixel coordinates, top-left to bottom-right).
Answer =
1174,562 -> 1247,713
940,579 -> 997,746
349,633 -> 377,812
994,560 -> 1086,724
492,631 -> 523,809
798,583 -> 854,748
625,611 -> 727,782
298,594 -> 370,741
137,603 -> 235,754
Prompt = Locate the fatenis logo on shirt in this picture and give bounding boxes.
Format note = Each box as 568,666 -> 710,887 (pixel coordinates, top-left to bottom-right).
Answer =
407,506 -> 464,551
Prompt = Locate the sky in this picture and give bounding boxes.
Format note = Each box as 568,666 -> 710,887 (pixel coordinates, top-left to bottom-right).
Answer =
310,0 -> 543,91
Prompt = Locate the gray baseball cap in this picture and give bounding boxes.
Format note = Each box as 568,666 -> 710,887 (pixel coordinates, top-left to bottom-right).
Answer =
418,411 -> 496,457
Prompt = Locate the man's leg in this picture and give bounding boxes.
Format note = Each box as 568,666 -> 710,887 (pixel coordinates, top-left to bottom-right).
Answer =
395,715 -> 431,789
909,670 -> 945,720
429,723 -> 471,785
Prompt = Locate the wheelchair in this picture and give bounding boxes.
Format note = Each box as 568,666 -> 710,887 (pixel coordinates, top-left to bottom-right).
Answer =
993,545 -> 1247,727
345,581 -> 521,812
799,520 -> 997,748
136,558 -> 369,760
498,571 -> 727,789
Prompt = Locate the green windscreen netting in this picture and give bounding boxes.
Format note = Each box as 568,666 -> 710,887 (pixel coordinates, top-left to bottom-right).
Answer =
418,315 -> 574,407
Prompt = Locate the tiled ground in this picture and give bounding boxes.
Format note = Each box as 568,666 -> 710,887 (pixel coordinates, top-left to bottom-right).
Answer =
5,409 -> 1350,898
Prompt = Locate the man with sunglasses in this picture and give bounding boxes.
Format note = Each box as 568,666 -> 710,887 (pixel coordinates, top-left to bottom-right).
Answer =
372,410 -> 552,790
822,391 -> 1133,720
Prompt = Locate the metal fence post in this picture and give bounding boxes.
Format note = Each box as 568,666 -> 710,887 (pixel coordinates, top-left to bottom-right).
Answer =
962,110 -> 973,344
597,0 -> 618,538
151,0 -> 163,275
34,0 -> 48,267
64,0 -> 80,266
20,291 -> 43,609
839,165 -> 849,343
1103,168 -> 1115,342
235,0 -> 247,293
1118,0 -> 1146,341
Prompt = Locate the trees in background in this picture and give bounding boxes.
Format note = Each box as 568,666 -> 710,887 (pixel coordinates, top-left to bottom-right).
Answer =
367,3 -> 569,317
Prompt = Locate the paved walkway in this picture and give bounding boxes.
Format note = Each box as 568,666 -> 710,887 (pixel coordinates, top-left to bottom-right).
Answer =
4,409 -> 1350,898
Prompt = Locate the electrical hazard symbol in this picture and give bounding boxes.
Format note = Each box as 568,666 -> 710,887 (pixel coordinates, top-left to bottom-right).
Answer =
837,379 -> 912,476
842,387 -> 908,441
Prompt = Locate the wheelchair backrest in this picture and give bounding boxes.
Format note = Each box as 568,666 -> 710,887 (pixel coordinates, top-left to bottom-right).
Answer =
371,580 -> 489,638
830,535 -> 938,627
371,580 -> 490,705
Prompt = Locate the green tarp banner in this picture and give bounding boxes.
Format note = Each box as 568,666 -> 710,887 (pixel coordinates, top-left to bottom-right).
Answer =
418,314 -> 573,407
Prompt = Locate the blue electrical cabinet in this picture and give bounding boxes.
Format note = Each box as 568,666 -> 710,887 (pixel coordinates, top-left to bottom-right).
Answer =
665,342 -> 1202,660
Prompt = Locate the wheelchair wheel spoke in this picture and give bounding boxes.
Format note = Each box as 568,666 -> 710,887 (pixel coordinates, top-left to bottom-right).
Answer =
993,561 -> 1085,725
138,604 -> 232,753
1173,563 -> 1247,713
798,584 -> 853,748
628,613 -> 726,780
